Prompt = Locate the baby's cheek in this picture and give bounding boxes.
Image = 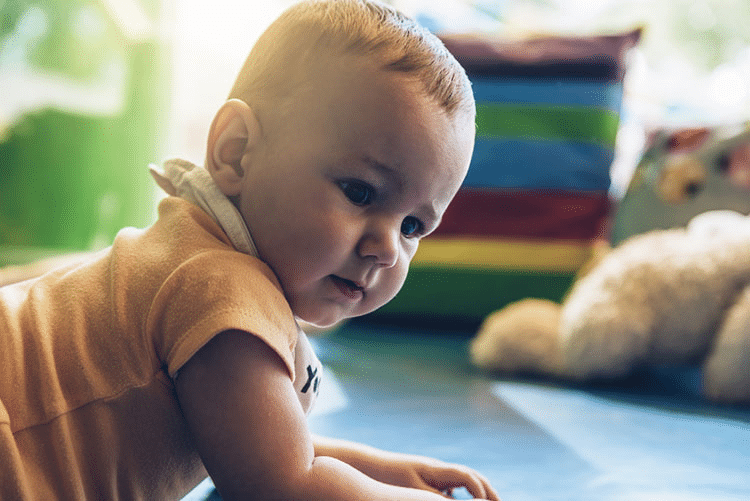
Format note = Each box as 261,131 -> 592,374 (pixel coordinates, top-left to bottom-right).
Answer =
357,262 -> 410,318
319,210 -> 359,246
380,262 -> 410,304
301,216 -> 351,263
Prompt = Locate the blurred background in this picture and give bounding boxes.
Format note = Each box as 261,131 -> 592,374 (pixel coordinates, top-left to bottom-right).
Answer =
1,0 -> 749,320
168,0 -> 750,195
3,5 -> 749,499
172,0 -> 750,191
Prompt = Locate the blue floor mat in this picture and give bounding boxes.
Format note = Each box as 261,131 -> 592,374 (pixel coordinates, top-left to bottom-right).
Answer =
183,320 -> 750,501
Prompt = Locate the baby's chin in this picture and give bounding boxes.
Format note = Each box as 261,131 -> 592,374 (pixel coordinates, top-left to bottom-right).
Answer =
292,305 -> 350,330
296,316 -> 357,339
296,318 -> 345,335
290,293 -> 395,330
294,305 -> 372,331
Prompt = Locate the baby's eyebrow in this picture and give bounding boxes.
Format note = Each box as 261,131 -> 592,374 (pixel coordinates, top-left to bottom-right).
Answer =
360,154 -> 440,225
360,155 -> 404,191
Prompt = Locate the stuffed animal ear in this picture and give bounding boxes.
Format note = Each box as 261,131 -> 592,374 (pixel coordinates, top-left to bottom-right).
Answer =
666,128 -> 710,152
726,141 -> 750,189
205,99 -> 262,197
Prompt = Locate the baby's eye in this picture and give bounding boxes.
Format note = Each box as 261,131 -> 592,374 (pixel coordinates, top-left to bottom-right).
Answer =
339,180 -> 374,206
401,216 -> 423,237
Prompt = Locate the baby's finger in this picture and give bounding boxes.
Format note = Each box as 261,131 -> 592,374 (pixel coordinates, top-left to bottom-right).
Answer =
463,472 -> 491,501
428,466 -> 488,500
449,468 -> 500,501
474,471 -> 500,501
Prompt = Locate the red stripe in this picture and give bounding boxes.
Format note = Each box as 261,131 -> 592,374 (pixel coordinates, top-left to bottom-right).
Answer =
434,187 -> 611,240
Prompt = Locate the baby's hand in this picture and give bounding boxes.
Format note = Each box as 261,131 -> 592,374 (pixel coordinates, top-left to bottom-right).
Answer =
375,452 -> 499,500
312,436 -> 500,500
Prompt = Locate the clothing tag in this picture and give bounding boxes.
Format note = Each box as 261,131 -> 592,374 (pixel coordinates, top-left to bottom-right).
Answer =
149,159 -> 258,256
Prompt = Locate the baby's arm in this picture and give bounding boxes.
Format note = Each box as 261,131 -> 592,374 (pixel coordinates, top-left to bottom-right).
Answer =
175,330 -> 495,500
313,435 -> 499,500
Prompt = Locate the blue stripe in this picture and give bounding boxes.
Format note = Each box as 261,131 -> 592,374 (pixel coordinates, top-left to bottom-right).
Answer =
471,77 -> 623,112
464,138 -> 613,191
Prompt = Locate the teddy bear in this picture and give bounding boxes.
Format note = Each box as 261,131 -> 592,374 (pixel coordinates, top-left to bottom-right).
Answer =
470,123 -> 750,405
470,209 -> 750,404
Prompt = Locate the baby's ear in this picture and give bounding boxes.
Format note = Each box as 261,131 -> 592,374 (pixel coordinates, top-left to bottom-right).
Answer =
205,98 -> 261,197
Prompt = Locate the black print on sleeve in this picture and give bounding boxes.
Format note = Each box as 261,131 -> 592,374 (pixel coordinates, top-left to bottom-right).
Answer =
301,364 -> 320,395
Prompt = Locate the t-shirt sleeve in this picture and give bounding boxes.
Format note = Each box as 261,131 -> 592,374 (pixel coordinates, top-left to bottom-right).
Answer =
145,250 -> 298,380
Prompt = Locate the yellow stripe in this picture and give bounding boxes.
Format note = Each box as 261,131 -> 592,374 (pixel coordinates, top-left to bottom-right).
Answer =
412,238 -> 593,272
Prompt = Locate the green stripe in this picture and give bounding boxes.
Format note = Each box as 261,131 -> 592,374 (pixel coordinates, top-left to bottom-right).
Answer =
476,103 -> 620,147
372,266 -> 576,322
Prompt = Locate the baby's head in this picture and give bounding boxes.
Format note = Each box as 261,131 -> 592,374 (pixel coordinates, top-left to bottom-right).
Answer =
205,0 -> 475,327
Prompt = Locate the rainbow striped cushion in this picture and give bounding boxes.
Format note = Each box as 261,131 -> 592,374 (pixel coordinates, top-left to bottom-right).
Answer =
373,30 -> 640,325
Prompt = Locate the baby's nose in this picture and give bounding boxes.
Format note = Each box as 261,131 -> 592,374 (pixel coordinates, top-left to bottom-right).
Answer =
358,221 -> 399,268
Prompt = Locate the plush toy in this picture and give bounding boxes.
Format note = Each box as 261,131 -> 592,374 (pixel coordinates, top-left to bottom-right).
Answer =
470,123 -> 750,405
470,209 -> 750,405
611,123 -> 750,245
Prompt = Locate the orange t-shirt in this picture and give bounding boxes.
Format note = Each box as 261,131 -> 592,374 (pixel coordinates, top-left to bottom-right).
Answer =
0,197 -> 305,500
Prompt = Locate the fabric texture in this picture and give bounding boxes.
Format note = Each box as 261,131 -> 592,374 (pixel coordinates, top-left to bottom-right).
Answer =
149,158 -> 258,256
0,161 -> 321,500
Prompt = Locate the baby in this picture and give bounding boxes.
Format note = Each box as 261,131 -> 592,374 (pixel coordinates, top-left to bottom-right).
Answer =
0,1 -> 498,499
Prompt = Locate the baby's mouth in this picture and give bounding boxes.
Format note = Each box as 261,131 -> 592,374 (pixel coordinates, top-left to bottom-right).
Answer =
330,275 -> 364,299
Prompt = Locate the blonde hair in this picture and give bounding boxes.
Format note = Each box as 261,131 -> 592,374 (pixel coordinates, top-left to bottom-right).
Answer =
228,0 -> 473,117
